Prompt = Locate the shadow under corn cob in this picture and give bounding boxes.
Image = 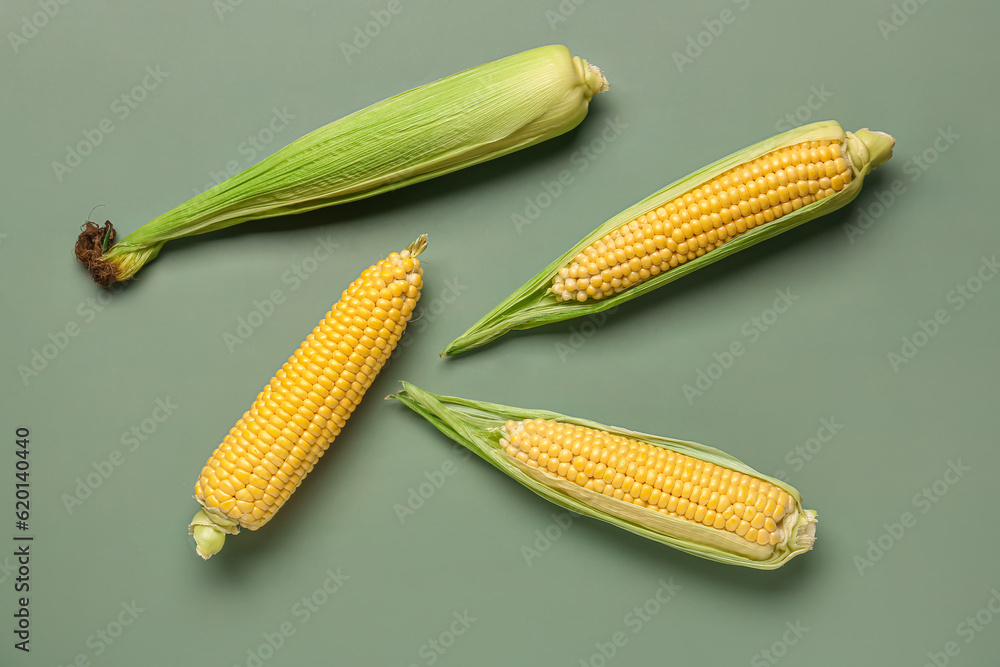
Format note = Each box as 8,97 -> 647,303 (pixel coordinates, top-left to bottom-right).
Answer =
76,45 -> 608,287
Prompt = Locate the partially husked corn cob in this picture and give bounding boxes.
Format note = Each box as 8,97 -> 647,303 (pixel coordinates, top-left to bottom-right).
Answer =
188,236 -> 426,559
444,121 -> 894,355
553,139 -> 853,303
392,384 -> 816,569
501,420 -> 793,556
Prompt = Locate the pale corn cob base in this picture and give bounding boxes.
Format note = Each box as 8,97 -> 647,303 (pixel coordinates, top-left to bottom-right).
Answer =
189,237 -> 425,559
500,419 -> 811,561
553,139 -> 853,303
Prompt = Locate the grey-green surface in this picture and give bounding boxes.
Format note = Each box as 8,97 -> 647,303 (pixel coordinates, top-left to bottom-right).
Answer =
2,1 -> 998,665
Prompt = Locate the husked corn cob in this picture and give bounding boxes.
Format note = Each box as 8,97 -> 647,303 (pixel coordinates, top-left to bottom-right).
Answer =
189,236 -> 426,559
444,120 -> 894,355
393,384 -> 817,569
553,139 -> 853,302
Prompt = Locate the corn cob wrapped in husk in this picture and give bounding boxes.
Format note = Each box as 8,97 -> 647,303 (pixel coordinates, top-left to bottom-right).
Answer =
392,383 -> 817,570
443,121 -> 894,355
76,46 -> 608,287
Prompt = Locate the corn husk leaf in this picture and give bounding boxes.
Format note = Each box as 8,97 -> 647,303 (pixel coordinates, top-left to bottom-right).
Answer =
443,121 -> 894,355
392,382 -> 817,570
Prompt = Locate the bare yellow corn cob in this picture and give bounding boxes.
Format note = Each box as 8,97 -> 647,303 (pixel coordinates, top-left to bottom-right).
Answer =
188,236 -> 426,559
553,139 -> 853,302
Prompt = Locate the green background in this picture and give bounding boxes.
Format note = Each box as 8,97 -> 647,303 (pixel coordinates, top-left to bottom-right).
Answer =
3,1 -> 999,665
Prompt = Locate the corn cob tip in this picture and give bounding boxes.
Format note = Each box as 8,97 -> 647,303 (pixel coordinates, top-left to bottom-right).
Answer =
188,509 -> 239,560
573,56 -> 609,98
403,234 -> 428,258
75,220 -> 121,288
74,219 -> 164,287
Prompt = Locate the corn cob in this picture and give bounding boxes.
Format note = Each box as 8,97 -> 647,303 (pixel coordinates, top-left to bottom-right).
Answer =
554,138 -> 854,303
75,45 -> 608,287
443,121 -> 894,355
392,383 -> 816,569
189,236 -> 425,559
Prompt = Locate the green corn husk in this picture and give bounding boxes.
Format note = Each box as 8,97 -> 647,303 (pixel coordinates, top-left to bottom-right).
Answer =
443,120 -> 894,355
392,383 -> 817,569
75,45 -> 609,287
